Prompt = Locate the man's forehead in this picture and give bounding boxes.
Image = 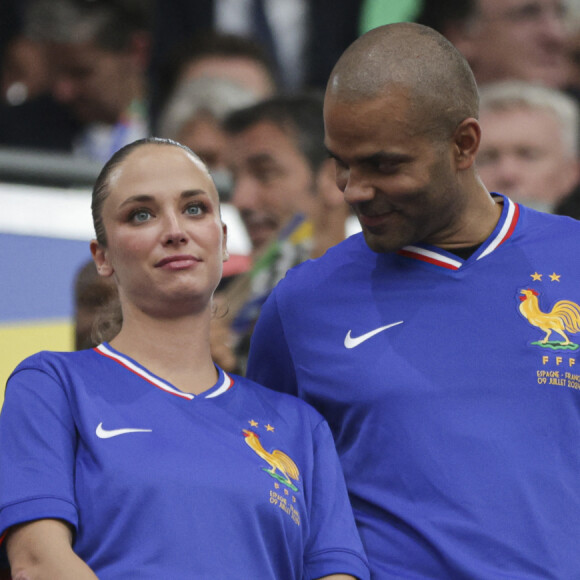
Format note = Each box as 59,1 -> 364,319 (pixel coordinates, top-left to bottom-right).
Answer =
232,120 -> 300,154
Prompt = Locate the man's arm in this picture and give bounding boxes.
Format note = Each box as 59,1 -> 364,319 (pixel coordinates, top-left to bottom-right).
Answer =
246,290 -> 298,395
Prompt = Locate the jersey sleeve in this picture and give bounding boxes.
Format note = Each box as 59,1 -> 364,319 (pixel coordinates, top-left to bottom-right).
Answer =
0,361 -> 79,538
247,289 -> 298,396
303,418 -> 370,580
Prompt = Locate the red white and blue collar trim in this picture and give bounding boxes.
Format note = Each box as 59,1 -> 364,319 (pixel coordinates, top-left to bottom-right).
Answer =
397,194 -> 519,270
95,343 -> 233,400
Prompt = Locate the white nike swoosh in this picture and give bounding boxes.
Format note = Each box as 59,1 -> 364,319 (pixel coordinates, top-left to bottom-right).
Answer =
344,321 -> 404,349
96,422 -> 152,439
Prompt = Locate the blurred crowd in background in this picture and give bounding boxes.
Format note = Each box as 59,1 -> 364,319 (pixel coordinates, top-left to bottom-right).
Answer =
3,0 -> 580,380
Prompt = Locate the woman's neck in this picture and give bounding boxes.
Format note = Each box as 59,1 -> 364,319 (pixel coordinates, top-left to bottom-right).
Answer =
110,308 -> 218,395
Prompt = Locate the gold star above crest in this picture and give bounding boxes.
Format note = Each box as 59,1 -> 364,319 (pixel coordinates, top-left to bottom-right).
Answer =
249,420 -> 258,427
550,273 -> 561,282
531,272 -> 542,281
265,424 -> 275,432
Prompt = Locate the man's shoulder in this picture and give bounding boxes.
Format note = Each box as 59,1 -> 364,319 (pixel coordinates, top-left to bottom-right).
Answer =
279,232 -> 371,288
517,205 -> 580,240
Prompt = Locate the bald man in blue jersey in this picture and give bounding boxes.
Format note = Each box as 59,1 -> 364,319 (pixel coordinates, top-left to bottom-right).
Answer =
247,22 -> 580,578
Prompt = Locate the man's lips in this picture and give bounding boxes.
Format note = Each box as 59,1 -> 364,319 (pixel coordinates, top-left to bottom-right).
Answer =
357,211 -> 395,228
155,255 -> 201,269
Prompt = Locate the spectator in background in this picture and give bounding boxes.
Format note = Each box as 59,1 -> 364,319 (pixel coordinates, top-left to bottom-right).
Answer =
477,80 -> 580,212
212,94 -> 353,373
73,259 -> 119,351
564,0 -> 580,99
225,95 -> 329,258
0,0 -> 26,102
1,19 -> 52,106
148,0 -> 363,117
157,76 -> 261,187
415,0 -> 570,89
0,0 -> 152,161
151,31 -> 277,132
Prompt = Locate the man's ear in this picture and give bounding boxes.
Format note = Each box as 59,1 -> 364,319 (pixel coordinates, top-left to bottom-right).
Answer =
453,117 -> 481,170
222,223 -> 229,262
90,239 -> 114,276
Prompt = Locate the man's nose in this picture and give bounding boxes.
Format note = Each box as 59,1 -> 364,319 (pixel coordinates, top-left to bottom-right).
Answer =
341,169 -> 376,205
230,176 -> 259,212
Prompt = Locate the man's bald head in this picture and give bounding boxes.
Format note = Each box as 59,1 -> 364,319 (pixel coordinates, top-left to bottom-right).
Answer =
326,22 -> 480,138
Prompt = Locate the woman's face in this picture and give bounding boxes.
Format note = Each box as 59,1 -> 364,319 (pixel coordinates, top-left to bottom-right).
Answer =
91,144 -> 227,317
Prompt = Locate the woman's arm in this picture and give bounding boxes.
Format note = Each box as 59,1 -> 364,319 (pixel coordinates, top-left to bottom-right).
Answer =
318,575 -> 357,579
7,519 -> 98,580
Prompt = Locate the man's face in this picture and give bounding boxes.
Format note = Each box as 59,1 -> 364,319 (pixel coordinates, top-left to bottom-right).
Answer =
177,113 -> 229,172
477,106 -> 579,210
461,0 -> 568,87
50,42 -> 135,124
324,89 -> 466,254
227,120 -> 315,253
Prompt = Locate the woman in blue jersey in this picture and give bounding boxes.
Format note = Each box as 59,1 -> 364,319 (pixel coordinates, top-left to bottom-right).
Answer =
0,138 -> 369,580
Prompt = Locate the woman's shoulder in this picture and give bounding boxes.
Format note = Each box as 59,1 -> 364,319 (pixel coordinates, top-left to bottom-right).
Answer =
10,348 -> 100,380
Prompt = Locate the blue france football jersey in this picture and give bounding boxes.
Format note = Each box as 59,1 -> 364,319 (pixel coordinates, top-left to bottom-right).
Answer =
248,195 -> 580,578
0,344 -> 369,579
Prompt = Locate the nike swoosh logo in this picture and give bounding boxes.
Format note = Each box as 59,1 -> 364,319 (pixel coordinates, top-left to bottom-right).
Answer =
96,422 -> 152,439
344,321 -> 403,349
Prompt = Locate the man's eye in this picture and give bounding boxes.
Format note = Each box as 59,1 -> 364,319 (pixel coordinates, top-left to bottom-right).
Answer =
130,209 -> 152,223
254,166 -> 279,183
376,163 -> 400,175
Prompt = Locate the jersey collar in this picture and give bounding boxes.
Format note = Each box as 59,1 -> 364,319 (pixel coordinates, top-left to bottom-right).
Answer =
94,343 -> 233,400
396,194 -> 519,270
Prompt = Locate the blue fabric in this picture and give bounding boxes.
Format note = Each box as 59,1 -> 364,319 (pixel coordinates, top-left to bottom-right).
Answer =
0,345 -> 369,579
248,196 -> 580,578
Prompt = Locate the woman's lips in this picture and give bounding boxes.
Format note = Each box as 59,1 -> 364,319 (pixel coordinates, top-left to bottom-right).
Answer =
155,255 -> 201,269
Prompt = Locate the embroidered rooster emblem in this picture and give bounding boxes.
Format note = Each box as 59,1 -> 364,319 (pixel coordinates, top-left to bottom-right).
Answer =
243,429 -> 299,491
519,289 -> 580,349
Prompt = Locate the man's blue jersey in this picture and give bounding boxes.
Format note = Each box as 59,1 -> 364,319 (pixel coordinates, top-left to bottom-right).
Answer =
0,344 -> 369,579
247,195 -> 580,578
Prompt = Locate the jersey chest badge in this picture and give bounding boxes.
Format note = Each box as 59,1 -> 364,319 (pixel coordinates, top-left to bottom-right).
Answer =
517,272 -> 580,392
519,288 -> 580,351
243,428 -> 300,492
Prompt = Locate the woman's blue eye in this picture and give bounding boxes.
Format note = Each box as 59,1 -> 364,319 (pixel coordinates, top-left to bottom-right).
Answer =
186,204 -> 204,216
131,209 -> 152,222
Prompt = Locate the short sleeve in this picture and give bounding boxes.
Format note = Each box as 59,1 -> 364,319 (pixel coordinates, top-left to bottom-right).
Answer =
303,419 -> 370,580
0,361 -> 79,537
247,289 -> 298,396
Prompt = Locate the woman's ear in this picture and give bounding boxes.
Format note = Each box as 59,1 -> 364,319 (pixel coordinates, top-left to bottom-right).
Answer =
90,239 -> 114,276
